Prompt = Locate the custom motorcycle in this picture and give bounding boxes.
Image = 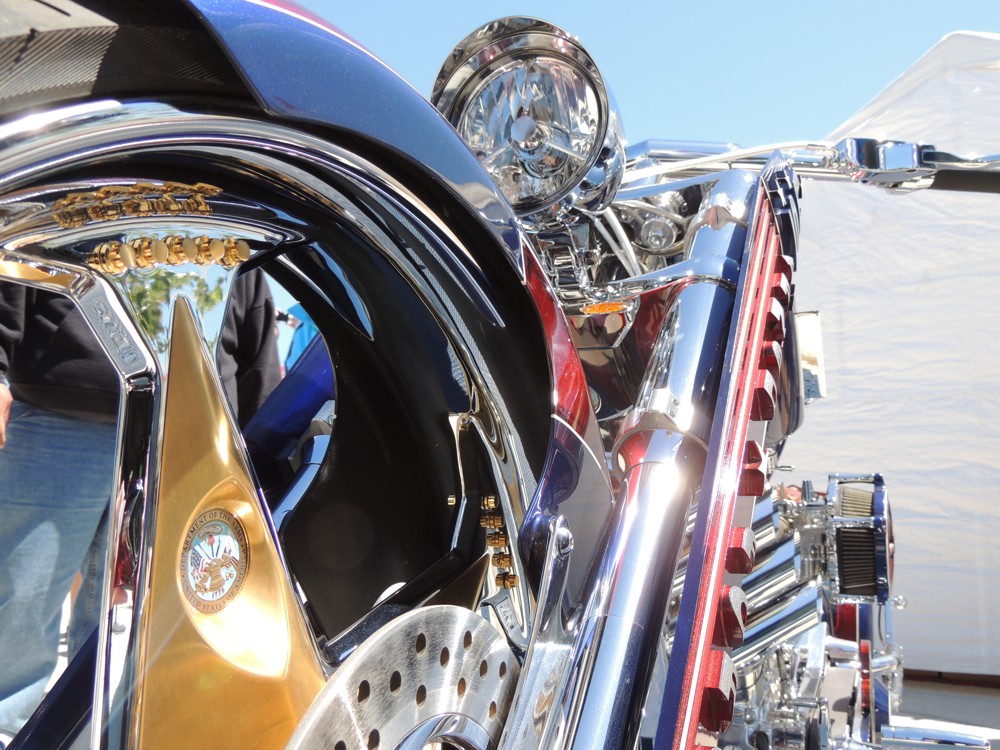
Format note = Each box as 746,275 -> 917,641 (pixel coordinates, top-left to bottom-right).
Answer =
0,2 -> 994,749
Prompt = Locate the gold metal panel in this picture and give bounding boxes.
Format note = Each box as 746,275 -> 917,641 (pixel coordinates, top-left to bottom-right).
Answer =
131,298 -> 325,749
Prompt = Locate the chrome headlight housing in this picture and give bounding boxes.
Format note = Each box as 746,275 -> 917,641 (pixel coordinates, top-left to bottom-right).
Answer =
432,17 -> 625,224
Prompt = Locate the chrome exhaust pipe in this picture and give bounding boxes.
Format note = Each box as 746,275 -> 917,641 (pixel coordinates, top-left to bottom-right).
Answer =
751,492 -> 791,555
742,537 -> 802,614
733,580 -> 822,668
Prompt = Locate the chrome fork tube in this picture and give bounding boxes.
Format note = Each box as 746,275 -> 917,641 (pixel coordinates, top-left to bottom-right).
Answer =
564,437 -> 694,750
615,170 -> 755,453
554,171 -> 757,749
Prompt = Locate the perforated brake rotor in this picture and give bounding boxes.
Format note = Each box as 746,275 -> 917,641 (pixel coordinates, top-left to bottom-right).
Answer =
286,605 -> 520,750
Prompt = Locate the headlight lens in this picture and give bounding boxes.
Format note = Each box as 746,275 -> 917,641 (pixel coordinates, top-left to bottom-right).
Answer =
433,18 -> 624,221
456,56 -> 602,210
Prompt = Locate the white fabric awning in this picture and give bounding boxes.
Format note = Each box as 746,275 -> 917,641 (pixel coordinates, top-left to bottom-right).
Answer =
781,32 -> 1000,674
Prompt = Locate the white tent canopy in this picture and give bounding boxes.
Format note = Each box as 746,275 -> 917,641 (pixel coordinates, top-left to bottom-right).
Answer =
781,32 -> 1000,674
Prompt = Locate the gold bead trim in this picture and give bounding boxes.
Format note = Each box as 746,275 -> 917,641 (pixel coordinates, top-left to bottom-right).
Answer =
90,236 -> 251,274
479,492 -> 517,591
54,182 -> 222,229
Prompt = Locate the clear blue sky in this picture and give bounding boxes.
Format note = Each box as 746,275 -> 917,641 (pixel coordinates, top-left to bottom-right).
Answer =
299,1 -> 1000,148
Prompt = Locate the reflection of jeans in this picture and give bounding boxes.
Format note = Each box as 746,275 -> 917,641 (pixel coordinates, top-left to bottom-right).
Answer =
0,401 -> 116,736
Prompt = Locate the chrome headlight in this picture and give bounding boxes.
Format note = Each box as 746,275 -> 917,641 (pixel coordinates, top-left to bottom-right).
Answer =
432,17 -> 625,223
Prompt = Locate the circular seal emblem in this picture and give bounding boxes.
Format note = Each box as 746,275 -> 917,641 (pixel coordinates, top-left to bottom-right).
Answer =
180,508 -> 249,614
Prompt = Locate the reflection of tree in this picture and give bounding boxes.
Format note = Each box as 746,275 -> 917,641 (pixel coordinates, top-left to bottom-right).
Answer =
121,271 -> 224,349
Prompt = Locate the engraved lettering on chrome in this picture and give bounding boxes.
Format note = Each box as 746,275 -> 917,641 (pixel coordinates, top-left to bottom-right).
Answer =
91,298 -> 140,366
54,182 -> 223,228
494,595 -> 519,632
180,508 -> 249,614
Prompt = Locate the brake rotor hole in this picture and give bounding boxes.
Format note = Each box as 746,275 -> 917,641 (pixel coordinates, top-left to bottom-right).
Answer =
368,729 -> 380,749
457,678 -> 467,697
335,743 -> 346,750
415,633 -> 427,653
440,647 -> 450,667
463,630 -> 473,649
416,684 -> 427,706
489,701 -> 497,719
479,659 -> 488,677
499,661 -> 507,678
390,670 -> 401,692
358,680 -> 370,703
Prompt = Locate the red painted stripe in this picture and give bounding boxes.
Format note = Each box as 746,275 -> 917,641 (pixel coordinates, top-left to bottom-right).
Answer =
673,193 -> 783,749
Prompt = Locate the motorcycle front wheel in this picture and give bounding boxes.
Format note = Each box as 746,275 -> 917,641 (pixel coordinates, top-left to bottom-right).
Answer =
0,34 -> 551,749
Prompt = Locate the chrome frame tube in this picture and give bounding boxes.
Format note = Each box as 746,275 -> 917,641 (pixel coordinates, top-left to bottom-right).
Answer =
613,169 -> 756,453
498,171 -> 762,749
552,170 -> 759,749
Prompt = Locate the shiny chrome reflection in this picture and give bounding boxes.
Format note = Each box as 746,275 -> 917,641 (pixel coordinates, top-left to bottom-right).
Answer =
0,99 -> 542,750
733,581 -> 822,668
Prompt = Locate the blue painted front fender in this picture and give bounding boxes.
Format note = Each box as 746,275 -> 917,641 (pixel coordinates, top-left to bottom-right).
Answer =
184,0 -> 527,276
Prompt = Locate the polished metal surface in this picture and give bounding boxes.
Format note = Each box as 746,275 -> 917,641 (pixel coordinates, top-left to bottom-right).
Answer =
503,434 -> 694,750
556,169 -> 751,305
616,283 -> 732,449
565,438 -> 695,750
286,605 -> 519,750
499,517 -> 575,749
511,164 -> 775,749
751,491 -> 787,554
622,137 -> 1000,196
653,161 -> 795,749
733,581 -> 822,668
742,538 -> 803,613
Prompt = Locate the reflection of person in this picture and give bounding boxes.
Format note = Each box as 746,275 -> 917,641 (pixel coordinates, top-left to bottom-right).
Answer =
281,303 -> 319,370
0,269 -> 280,737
